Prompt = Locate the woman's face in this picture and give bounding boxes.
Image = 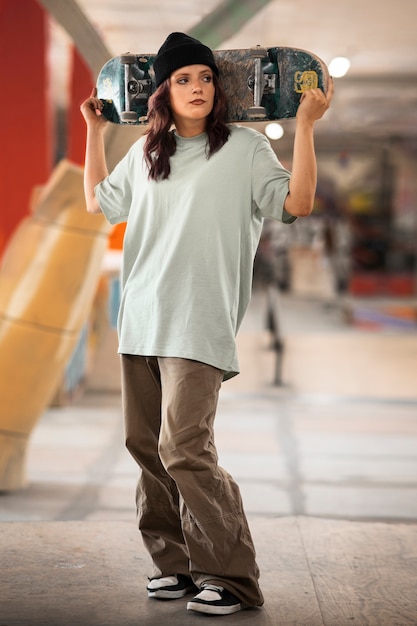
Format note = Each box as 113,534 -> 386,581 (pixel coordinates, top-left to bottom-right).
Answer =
169,64 -> 215,134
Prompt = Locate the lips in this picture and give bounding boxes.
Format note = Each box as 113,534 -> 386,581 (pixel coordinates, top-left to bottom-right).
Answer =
190,99 -> 205,105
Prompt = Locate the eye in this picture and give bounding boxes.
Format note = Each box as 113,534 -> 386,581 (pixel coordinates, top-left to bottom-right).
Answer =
202,75 -> 213,83
177,77 -> 188,84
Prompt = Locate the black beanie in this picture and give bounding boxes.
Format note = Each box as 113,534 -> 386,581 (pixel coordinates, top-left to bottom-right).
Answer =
153,32 -> 219,87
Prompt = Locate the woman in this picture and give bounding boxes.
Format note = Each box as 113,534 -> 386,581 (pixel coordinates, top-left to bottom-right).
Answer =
81,32 -> 333,616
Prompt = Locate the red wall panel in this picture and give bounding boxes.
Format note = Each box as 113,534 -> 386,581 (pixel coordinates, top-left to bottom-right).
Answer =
0,0 -> 52,257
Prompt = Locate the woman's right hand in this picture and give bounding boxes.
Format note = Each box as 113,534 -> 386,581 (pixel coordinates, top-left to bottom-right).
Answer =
80,87 -> 108,129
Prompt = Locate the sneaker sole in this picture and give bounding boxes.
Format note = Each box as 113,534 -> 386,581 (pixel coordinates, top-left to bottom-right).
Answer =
186,600 -> 242,615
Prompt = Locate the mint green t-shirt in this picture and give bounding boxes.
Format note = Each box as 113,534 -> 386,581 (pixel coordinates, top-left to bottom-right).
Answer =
95,125 -> 294,379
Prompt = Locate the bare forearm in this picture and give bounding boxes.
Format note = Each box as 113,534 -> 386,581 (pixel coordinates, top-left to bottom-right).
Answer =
80,89 -> 109,214
84,126 -> 108,214
284,121 -> 317,217
284,82 -> 333,218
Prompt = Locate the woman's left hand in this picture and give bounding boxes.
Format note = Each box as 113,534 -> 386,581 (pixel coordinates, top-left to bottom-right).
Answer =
296,78 -> 334,124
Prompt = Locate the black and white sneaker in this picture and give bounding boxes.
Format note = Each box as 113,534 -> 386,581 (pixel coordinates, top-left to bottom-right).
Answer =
187,584 -> 242,615
147,574 -> 197,599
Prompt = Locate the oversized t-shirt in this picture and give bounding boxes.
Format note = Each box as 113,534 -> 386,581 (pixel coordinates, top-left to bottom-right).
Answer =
95,125 -> 294,379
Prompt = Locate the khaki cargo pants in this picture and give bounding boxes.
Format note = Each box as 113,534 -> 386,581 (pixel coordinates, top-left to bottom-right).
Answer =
120,354 -> 264,607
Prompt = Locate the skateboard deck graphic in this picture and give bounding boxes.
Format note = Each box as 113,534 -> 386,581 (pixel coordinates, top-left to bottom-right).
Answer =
97,46 -> 329,125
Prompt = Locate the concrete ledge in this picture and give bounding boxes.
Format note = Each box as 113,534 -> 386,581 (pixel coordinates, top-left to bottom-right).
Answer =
1,517 -> 417,625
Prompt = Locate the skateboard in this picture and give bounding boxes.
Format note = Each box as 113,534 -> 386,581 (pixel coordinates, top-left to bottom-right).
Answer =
96,46 -> 329,125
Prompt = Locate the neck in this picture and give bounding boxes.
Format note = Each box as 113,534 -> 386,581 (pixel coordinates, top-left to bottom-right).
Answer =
173,117 -> 207,138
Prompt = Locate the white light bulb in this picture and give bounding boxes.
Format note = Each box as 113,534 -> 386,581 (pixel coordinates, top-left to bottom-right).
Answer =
265,123 -> 284,140
328,57 -> 351,78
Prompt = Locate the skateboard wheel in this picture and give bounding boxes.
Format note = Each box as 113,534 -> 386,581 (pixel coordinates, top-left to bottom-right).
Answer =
250,46 -> 267,59
120,54 -> 136,65
248,106 -> 267,119
120,111 -> 138,124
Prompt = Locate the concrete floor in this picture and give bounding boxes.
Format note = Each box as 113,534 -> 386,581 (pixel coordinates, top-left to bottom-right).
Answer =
2,290 -> 416,523
1,288 -> 417,624
2,517 -> 417,625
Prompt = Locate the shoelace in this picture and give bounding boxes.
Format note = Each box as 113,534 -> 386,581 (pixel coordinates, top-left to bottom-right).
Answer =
196,584 -> 224,600
147,575 -> 178,589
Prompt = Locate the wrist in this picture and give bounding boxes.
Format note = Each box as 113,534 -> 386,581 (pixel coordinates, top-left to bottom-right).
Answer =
295,117 -> 315,131
86,119 -> 107,135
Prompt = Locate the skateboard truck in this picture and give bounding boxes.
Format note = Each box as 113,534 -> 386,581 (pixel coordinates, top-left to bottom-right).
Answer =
120,54 -> 152,123
248,46 -> 269,119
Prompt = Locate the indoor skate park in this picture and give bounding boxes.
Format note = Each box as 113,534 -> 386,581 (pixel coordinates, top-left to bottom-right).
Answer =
1,1 -> 417,624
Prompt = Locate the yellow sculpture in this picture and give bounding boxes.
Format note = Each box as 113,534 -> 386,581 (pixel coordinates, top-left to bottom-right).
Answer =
0,160 -> 110,490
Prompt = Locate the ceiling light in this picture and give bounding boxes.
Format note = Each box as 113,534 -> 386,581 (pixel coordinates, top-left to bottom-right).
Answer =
328,56 -> 351,78
265,123 -> 284,140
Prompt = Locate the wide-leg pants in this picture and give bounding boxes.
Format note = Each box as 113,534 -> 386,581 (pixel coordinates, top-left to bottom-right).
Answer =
120,354 -> 264,607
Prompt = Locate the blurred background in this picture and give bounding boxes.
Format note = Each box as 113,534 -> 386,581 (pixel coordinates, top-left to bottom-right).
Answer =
0,0 -> 416,523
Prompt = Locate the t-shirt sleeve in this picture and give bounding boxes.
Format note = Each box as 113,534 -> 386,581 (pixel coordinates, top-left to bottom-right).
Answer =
251,134 -> 296,224
94,150 -> 133,225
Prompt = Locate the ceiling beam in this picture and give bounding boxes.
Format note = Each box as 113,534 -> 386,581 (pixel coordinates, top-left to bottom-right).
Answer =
36,0 -> 138,166
37,0 -> 111,75
189,0 -> 273,48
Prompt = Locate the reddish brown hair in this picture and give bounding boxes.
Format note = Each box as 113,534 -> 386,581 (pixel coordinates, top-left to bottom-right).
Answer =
143,73 -> 230,180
